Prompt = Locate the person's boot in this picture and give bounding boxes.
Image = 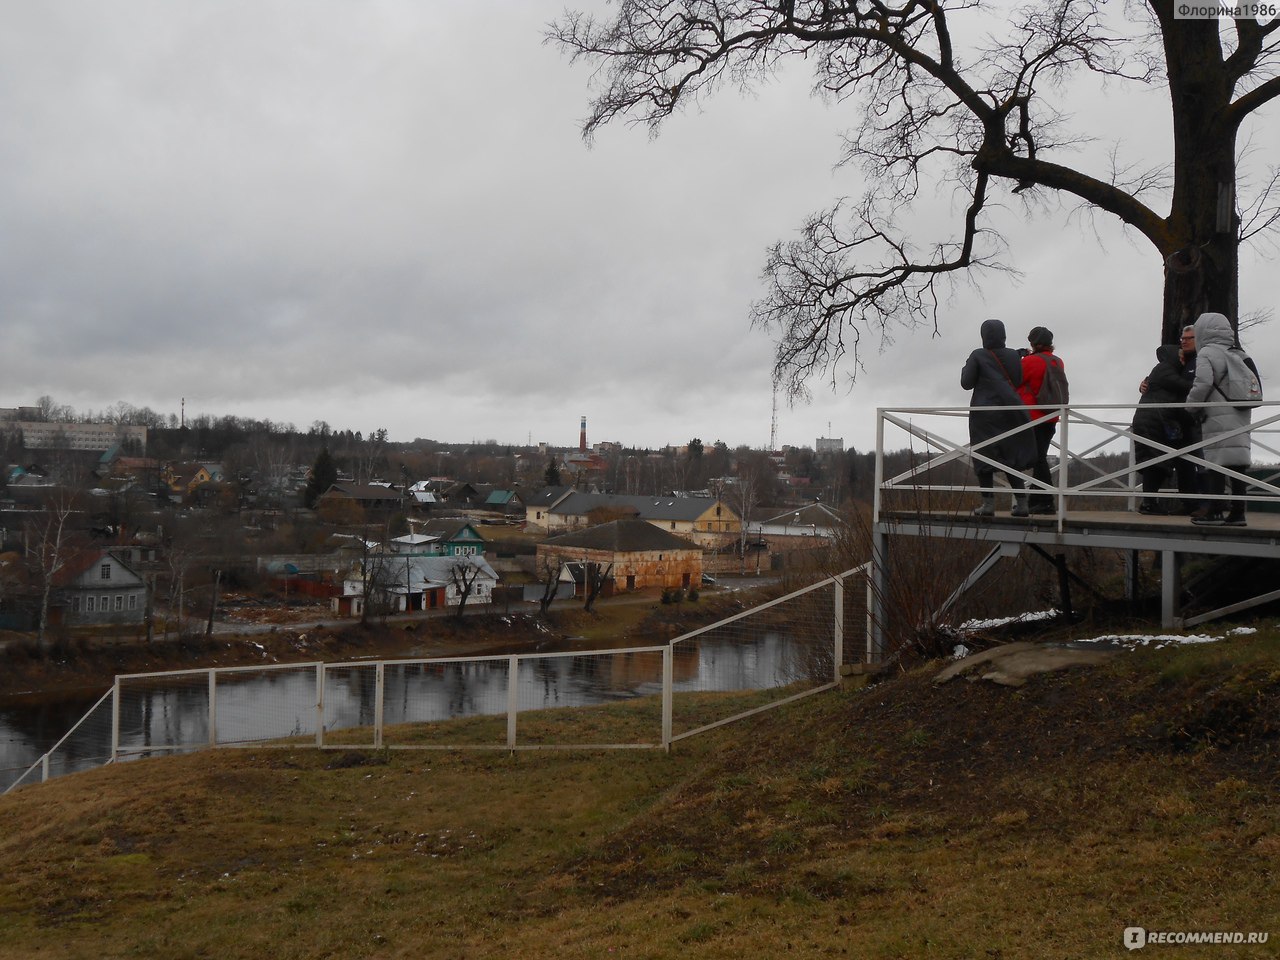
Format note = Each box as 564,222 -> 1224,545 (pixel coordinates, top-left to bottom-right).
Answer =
972,494 -> 995,517
1138,498 -> 1164,515
1011,494 -> 1029,518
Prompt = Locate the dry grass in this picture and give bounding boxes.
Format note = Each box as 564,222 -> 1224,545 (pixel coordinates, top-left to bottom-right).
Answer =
1,631 -> 1278,959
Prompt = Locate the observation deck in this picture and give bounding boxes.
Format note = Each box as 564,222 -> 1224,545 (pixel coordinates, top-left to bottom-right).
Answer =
868,401 -> 1280,647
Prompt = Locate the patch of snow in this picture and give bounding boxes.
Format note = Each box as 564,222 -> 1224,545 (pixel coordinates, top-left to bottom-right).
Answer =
960,610 -> 1056,631
1071,633 -> 1221,650
952,644 -> 970,660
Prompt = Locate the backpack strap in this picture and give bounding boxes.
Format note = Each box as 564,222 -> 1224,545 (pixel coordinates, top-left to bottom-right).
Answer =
987,349 -> 1018,389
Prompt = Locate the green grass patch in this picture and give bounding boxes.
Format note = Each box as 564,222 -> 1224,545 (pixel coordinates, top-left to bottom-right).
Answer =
1,627 -> 1278,958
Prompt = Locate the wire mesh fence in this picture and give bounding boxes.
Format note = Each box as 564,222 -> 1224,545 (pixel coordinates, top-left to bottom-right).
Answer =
4,566 -> 871,793
2,689 -> 116,791
668,577 -> 843,741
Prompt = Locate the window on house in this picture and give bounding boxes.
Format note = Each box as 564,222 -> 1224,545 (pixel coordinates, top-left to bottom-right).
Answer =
100,563 -> 111,579
73,597 -> 81,612
86,596 -> 96,612
101,595 -> 109,611
115,595 -> 123,611
128,594 -> 137,610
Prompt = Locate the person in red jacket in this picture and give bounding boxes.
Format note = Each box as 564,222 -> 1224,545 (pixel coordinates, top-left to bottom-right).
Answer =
1017,326 -> 1066,514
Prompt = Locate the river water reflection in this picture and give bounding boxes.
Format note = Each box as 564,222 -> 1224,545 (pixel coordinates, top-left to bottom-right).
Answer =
2,630 -> 826,791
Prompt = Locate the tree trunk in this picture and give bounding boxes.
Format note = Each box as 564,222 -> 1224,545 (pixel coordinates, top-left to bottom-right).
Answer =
1159,14 -> 1241,344
205,568 -> 221,638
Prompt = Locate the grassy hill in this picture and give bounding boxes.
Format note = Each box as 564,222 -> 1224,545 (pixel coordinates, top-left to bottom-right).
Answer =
1,630 -> 1277,959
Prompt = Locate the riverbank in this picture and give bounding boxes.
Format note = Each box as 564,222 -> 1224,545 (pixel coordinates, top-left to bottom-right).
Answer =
3,632 -> 1276,957
0,590 -> 757,703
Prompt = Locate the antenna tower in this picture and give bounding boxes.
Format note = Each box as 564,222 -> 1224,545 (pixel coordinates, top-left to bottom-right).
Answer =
769,385 -> 778,452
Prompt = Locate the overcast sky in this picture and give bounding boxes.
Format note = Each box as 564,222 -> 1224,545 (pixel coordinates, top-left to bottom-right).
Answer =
1,2 -> 1275,454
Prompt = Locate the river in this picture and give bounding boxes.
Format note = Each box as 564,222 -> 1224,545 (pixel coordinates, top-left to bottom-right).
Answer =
2,630 -> 829,792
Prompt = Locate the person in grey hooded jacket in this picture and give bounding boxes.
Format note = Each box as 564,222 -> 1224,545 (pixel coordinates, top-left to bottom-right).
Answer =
1186,311 -> 1252,525
961,319 -> 1035,517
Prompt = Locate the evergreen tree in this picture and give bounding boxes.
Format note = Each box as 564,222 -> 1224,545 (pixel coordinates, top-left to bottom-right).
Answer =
544,458 -> 561,487
304,446 -> 338,508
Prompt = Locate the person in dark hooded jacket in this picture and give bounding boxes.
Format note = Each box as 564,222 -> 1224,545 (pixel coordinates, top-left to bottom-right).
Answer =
961,319 -> 1036,517
1131,344 -> 1197,514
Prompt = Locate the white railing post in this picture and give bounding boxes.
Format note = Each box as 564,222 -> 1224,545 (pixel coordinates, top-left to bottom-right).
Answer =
374,662 -> 385,750
1057,408 -> 1069,529
833,576 -> 845,684
208,669 -> 217,748
315,663 -> 325,747
661,645 -> 673,751
874,409 -> 885,523
41,753 -> 49,784
506,656 -> 519,750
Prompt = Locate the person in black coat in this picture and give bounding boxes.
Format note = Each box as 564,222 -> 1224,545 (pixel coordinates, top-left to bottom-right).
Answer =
1131,344 -> 1197,514
961,319 -> 1036,517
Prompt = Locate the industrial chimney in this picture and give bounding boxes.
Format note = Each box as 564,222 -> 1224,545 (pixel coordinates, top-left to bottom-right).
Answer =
579,415 -> 587,453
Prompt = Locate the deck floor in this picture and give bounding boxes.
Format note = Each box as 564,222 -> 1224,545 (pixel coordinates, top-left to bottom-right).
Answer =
878,507 -> 1280,558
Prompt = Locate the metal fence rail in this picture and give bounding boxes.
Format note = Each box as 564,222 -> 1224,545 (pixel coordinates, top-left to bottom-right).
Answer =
5,565 -> 872,793
874,400 -> 1280,525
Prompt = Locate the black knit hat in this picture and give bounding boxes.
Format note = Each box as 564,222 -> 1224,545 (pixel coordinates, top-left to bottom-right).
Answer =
1027,326 -> 1053,349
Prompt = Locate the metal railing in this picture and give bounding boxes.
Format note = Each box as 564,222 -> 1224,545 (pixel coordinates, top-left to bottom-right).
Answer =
4,564 -> 872,793
874,400 -> 1280,527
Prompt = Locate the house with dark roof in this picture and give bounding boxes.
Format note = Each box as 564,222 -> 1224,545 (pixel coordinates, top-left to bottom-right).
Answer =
749,502 -> 843,542
525,491 -> 739,549
53,548 -> 147,626
332,554 -> 499,618
536,519 -> 702,593
316,482 -> 405,515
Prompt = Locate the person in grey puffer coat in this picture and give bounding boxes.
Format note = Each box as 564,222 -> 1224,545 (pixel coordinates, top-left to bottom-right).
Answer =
1186,311 -> 1252,525
961,319 -> 1035,517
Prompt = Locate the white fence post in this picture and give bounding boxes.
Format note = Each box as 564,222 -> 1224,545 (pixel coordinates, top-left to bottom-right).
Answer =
506,656 -> 519,750
208,669 -> 217,748
110,676 -> 121,762
315,663 -> 325,748
374,662 -> 385,750
661,645 -> 673,751
833,576 -> 845,683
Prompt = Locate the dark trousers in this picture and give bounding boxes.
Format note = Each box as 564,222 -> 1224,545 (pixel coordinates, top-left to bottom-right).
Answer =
1028,420 -> 1056,508
1204,472 -> 1248,516
975,467 -> 1025,494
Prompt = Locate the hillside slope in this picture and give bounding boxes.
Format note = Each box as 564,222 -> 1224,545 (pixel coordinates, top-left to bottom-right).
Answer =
1,633 -> 1277,959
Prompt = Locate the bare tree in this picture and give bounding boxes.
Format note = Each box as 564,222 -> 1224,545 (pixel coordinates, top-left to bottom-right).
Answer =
583,561 -> 614,613
449,558 -> 483,621
536,555 -> 563,617
357,531 -> 394,625
353,428 -> 389,485
552,1 -> 1280,391
26,487 -> 81,646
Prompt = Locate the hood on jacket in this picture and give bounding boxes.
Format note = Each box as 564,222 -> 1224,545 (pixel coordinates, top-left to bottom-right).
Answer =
980,319 -> 1007,349
1193,311 -> 1235,351
1155,344 -> 1182,366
